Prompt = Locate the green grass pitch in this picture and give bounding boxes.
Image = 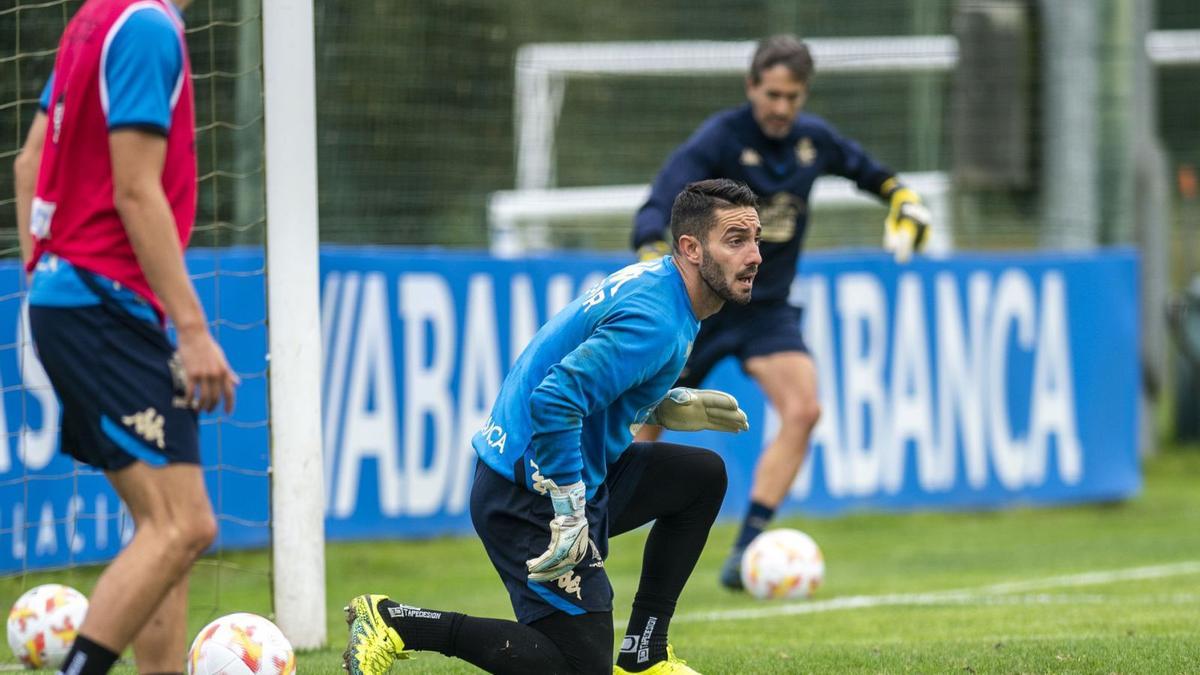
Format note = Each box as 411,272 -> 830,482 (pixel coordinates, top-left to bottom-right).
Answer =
4,448 -> 1199,673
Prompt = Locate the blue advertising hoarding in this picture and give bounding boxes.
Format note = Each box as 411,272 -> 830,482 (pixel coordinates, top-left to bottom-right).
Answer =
0,247 -> 1140,573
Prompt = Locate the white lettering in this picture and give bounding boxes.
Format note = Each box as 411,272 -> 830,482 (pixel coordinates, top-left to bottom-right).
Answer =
36,501 -> 56,556
794,276 -> 847,498
480,418 -> 507,452
546,274 -> 576,317
335,273 -> 403,517
95,495 -> 108,550
12,503 -> 25,559
322,272 -> 359,511
119,501 -> 134,545
988,270 -> 1036,489
936,273 -> 991,488
837,274 -> 888,496
65,495 -> 84,554
887,274 -> 939,493
400,274 -> 455,516
0,356 -> 7,473
1028,273 -> 1082,484
450,276 -> 503,512
19,302 -> 58,470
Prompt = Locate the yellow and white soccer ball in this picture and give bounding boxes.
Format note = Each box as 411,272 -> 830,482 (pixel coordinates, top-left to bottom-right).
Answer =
6,583 -> 88,670
188,612 -> 295,675
741,528 -> 825,600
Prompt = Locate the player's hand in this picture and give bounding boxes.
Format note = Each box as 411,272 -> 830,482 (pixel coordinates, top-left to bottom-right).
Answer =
649,387 -> 750,433
883,186 -> 931,264
175,326 -> 239,414
526,479 -> 589,582
636,240 -> 671,262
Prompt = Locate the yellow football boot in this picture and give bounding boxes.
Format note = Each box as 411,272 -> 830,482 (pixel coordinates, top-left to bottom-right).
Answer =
342,594 -> 412,675
614,645 -> 700,674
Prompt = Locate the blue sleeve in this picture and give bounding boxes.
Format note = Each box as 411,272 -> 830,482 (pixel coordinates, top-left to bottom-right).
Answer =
103,6 -> 182,134
632,125 -> 721,249
817,118 -> 894,198
38,72 -> 54,111
528,306 -> 674,486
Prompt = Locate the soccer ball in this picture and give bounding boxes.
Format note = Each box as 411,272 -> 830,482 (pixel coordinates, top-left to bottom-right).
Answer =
188,613 -> 295,675
740,528 -> 825,600
6,583 -> 88,669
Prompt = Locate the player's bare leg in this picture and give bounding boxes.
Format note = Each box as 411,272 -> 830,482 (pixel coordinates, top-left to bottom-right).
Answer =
71,463 -> 215,667
131,576 -> 190,672
720,351 -> 820,589
744,352 -> 820,505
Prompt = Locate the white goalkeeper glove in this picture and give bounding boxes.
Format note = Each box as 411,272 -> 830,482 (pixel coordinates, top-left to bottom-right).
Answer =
526,479 -> 589,583
649,387 -> 750,433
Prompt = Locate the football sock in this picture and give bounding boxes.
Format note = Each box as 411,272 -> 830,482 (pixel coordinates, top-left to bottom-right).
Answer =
376,599 -> 459,653
56,634 -> 119,675
377,599 -> 573,673
611,443 -> 729,670
616,608 -> 669,671
733,500 -> 776,551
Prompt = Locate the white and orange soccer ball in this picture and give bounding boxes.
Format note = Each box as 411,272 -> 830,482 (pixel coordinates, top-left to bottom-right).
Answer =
6,583 -> 88,670
188,613 -> 295,675
741,528 -> 825,600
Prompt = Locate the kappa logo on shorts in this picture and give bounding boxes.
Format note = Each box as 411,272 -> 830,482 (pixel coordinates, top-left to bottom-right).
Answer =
122,408 -> 165,449
555,570 -> 583,600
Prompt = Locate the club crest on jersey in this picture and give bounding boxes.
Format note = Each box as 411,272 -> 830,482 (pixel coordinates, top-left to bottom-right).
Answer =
759,192 -> 802,242
796,137 -> 817,166
739,148 -> 762,166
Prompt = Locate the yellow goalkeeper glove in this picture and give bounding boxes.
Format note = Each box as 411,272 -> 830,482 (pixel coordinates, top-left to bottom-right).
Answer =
636,240 -> 671,262
882,179 -> 931,264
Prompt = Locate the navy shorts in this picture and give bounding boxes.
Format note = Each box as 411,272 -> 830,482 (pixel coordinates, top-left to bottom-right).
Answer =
676,300 -> 808,388
29,285 -> 199,471
469,448 -> 652,624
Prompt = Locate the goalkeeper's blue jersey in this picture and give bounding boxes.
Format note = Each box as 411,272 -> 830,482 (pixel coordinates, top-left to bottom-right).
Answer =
472,256 -> 699,499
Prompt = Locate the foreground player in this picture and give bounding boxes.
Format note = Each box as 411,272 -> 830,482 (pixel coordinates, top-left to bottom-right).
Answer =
344,179 -> 761,675
632,35 -> 932,590
13,1 -> 237,673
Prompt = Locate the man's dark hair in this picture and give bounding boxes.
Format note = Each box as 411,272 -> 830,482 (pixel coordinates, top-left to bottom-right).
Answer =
749,34 -> 815,84
669,179 -> 758,251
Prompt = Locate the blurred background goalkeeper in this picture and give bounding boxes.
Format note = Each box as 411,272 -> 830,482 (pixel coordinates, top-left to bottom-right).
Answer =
631,34 -> 932,591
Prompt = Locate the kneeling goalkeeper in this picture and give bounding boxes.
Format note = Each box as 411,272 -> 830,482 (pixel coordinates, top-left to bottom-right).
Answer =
343,178 -> 762,675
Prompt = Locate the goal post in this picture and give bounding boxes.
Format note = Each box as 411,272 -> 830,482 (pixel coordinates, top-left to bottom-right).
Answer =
262,0 -> 326,650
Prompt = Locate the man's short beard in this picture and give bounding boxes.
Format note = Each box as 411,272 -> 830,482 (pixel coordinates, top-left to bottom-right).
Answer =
699,249 -> 751,305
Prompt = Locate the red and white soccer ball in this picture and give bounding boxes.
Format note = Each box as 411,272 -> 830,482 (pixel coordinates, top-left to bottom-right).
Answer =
6,583 -> 89,670
741,528 -> 825,600
188,613 -> 295,675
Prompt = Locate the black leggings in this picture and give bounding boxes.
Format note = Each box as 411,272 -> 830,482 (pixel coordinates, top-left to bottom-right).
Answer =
436,442 -> 727,674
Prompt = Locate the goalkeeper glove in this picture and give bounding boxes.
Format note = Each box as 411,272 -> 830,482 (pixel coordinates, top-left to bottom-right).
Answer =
636,240 -> 671,262
649,387 -> 750,433
882,179 -> 931,264
526,479 -> 589,582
